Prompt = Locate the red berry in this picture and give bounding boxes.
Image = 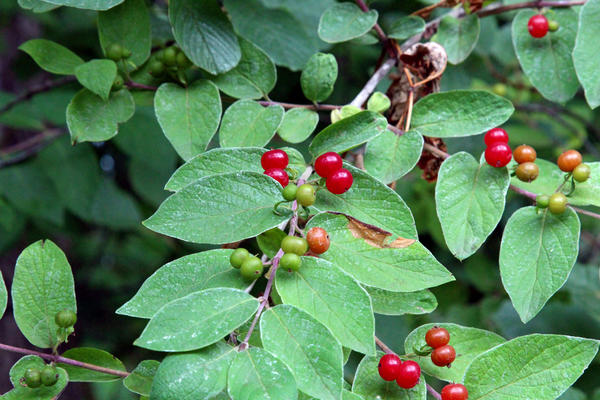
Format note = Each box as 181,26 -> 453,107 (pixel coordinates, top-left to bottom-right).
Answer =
326,168 -> 353,194
315,152 -> 343,178
483,128 -> 508,146
431,345 -> 456,367
396,360 -> 420,389
425,327 -> 450,349
441,383 -> 469,400
264,168 -> 289,187
528,14 -> 549,38
557,149 -> 582,172
485,143 -> 512,168
261,149 -> 288,170
378,354 -> 402,381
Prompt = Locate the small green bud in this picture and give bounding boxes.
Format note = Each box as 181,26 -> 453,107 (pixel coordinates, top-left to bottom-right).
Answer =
366,92 -> 391,114
330,109 -> 342,124
340,105 -> 362,119
55,309 -> 77,328
492,83 -> 507,97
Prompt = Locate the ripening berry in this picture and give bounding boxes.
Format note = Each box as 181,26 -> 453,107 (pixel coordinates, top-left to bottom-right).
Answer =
296,184 -> 316,207
548,192 -> 568,214
536,194 -> 550,208
240,256 -> 263,281
281,236 -> 309,256
282,184 -> 298,201
396,360 -> 421,389
230,248 -> 250,269
528,14 -> 549,38
264,168 -> 289,187
513,145 -> 536,164
40,365 -> 59,387
280,253 -> 302,272
515,162 -> 539,182
441,383 -> 469,400
315,152 -> 343,178
431,345 -> 456,367
378,354 -> 402,381
326,168 -> 353,194
24,368 -> 42,388
483,128 -> 509,146
55,309 -> 77,328
261,149 -> 289,170
557,150 -> 582,172
485,143 -> 512,168
425,327 -> 450,349
306,227 -> 330,254
573,163 -> 591,182
548,20 -> 560,32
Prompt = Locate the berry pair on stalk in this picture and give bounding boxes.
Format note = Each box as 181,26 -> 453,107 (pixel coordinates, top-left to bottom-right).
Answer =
315,152 -> 354,194
484,128 -> 512,168
426,327 -> 456,367
513,144 -> 539,183
280,228 -> 331,271
262,149 -> 290,187
22,365 -> 59,389
377,354 -> 421,389
528,14 -> 559,39
230,249 -> 264,281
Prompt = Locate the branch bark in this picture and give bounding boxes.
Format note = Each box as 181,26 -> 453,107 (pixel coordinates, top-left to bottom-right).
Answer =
0,77 -> 76,115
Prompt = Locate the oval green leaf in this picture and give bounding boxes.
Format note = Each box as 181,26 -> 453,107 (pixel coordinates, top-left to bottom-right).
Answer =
219,100 -> 284,148
57,347 -> 126,382
364,129 -> 423,184
19,39 -> 84,75
434,14 -> 480,64
6,355 -> 68,399
278,108 -> 319,144
318,3 -> 378,44
35,0 -> 123,10
365,287 -> 437,316
123,360 -> 159,396
388,16 -> 425,41
573,0 -> 600,109
300,52 -> 338,102
75,59 -> 117,101
0,271 -> 6,320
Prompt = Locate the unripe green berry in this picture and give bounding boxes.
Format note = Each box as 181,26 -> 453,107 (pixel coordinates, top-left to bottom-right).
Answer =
24,368 -> 42,388
536,194 -> 550,208
55,309 -> 77,328
296,184 -> 316,207
40,365 -> 58,386
492,83 -> 507,97
548,20 -> 559,32
230,248 -> 250,269
163,47 -> 178,66
240,256 -> 263,281
176,52 -> 191,68
112,74 -> 124,91
548,192 -> 568,214
282,184 -> 298,201
155,49 -> 165,62
281,236 -> 308,256
572,163 -> 591,182
280,253 -> 302,272
106,43 -> 123,61
122,47 -> 132,58
149,60 -> 165,76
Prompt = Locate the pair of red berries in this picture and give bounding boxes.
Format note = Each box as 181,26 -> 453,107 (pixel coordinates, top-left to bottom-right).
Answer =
426,327 -> 456,367
314,152 -> 354,194
262,149 -> 290,187
377,354 -> 421,389
484,128 -> 512,168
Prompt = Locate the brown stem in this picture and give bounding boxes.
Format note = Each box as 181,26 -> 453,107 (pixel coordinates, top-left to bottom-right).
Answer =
0,129 -> 66,168
354,0 -> 388,43
0,77 -> 76,115
125,81 -> 158,91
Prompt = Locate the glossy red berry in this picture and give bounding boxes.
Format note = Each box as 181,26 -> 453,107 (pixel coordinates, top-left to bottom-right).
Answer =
315,152 -> 343,178
264,168 -> 289,187
261,149 -> 289,170
528,14 -> 549,38
441,383 -> 469,400
431,345 -> 456,367
483,128 -> 508,146
485,143 -> 512,168
396,360 -> 421,389
425,327 -> 450,349
326,168 -> 353,194
378,354 -> 402,381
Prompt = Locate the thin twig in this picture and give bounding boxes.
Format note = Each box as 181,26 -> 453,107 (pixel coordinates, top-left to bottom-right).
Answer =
350,58 -> 397,108
125,81 -> 158,91
0,77 -> 76,115
258,101 -> 340,111
354,0 -> 388,42
0,129 -> 66,168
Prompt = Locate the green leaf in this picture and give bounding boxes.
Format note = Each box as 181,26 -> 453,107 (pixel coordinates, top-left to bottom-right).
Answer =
165,147 -> 266,192
123,360 -> 159,396
305,213 -> 453,292
98,0 -> 151,67
257,228 -> 287,259
134,288 -> 259,352
154,81 -> 222,160
260,305 -> 343,400
512,9 -> 579,103
565,265 -> 600,322
117,249 -> 246,319
66,88 -> 135,143
170,0 -> 240,74
35,0 -> 123,10
500,207 -> 580,323
405,323 -> 505,382
19,39 -> 84,75
388,16 -> 425,41
435,152 -> 510,260
411,90 -> 514,138
309,111 -> 387,157
18,0 -> 60,13
365,287 -> 437,316
352,351 -> 426,400
213,37 -> 277,99
57,347 -> 126,382
343,390 -> 364,400
145,172 -> 289,244
433,14 -> 480,64
5,356 -> 68,399
219,100 -> 284,148
75,59 -> 117,101
150,342 -> 235,399
276,256 -> 376,355
228,347 -> 298,400
224,0 -> 318,71
313,164 -> 417,240
573,0 -> 600,108
318,3 -> 378,44
278,108 -> 319,144
464,334 -> 599,400
11,240 -> 76,348
0,272 -> 5,319
300,52 -> 338,102
364,129 -> 423,184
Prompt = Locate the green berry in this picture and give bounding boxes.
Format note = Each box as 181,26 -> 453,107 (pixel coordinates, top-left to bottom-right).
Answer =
122,47 -> 132,58
573,163 -> 591,182
106,43 -> 123,61
40,365 -> 58,387
176,51 -> 191,68
24,368 -> 42,388
230,248 -> 250,269
548,192 -> 568,214
149,60 -> 165,76
282,183 -> 298,201
240,256 -> 263,281
281,235 -> 308,256
280,253 -> 301,272
296,184 -> 316,207
55,309 -> 77,328
548,20 -> 559,32
163,47 -> 178,66
112,74 -> 124,91
492,83 -> 507,97
536,194 -> 550,208
155,49 -> 165,62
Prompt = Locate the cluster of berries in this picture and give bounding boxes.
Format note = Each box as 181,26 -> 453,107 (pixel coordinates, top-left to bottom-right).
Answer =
513,145 -> 539,182
314,152 -> 354,194
262,149 -> 290,187
484,128 -> 512,168
426,327 -> 456,367
528,14 -> 559,39
22,364 -> 59,389
377,354 -> 421,389
149,46 -> 192,77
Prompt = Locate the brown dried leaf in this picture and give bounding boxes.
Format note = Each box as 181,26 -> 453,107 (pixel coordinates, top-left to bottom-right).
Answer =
417,137 -> 448,182
347,216 -> 415,249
